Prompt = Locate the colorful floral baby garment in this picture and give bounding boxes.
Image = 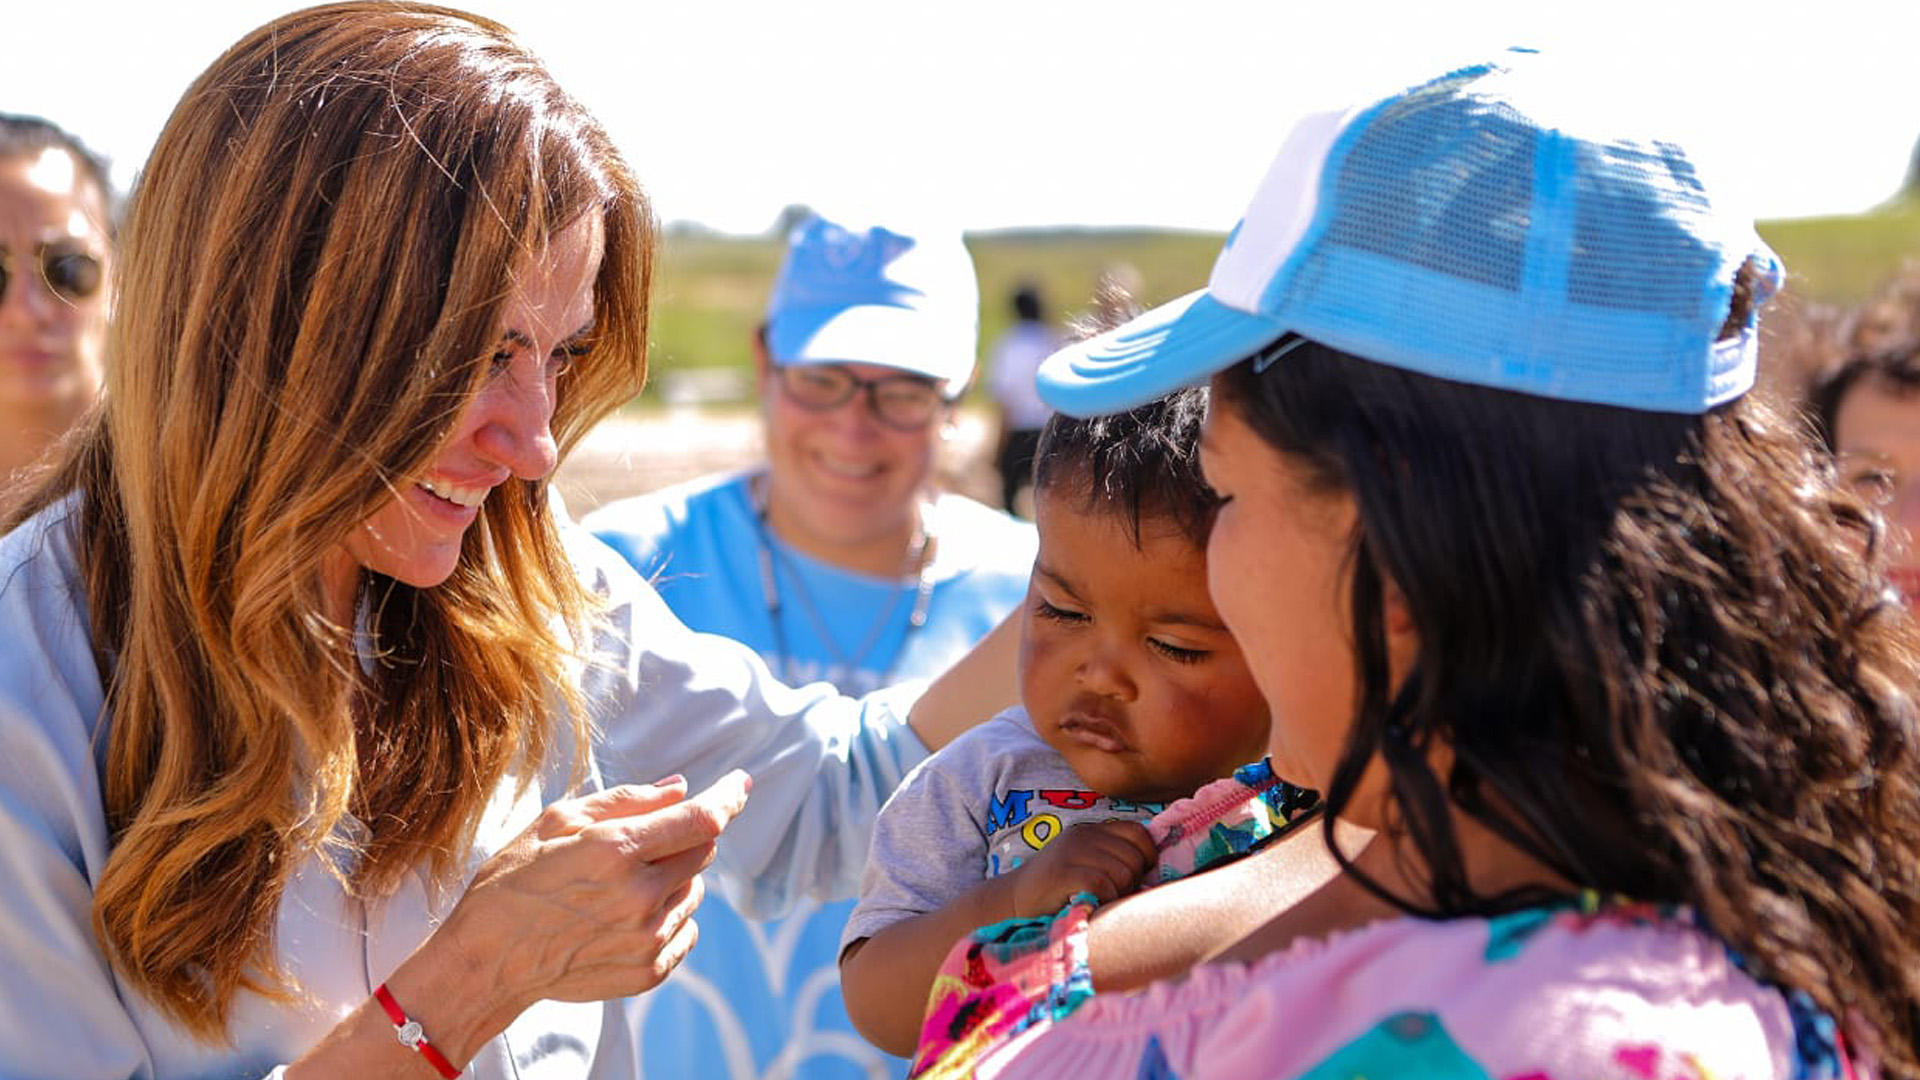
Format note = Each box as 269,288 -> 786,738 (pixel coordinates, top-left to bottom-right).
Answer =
910,760 -> 1318,1077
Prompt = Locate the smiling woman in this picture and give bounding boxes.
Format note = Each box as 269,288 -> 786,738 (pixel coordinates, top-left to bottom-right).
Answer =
321,212 -> 603,618
0,5 -> 1014,1078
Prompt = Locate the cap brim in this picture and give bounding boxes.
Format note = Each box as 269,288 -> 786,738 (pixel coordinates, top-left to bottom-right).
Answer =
1036,289 -> 1288,417
770,303 -> 977,389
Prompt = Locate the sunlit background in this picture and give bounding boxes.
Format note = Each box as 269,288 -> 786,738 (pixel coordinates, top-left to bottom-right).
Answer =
12,0 -> 1920,509
10,0 -> 1920,233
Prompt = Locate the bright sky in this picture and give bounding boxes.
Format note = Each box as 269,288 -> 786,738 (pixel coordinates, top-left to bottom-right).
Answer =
8,0 -> 1918,234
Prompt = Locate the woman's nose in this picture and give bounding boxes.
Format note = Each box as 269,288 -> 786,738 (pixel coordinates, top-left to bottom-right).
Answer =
0,263 -> 60,325
471,372 -> 559,480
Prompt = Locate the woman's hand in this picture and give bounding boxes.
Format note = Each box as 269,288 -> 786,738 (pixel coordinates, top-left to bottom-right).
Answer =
413,770 -> 753,1060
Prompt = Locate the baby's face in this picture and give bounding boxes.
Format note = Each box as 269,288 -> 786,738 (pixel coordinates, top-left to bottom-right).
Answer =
1018,488 -> 1271,804
1835,377 -> 1920,603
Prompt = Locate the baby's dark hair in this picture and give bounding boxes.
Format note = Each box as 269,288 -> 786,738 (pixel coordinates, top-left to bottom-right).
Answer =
1031,385 -> 1216,550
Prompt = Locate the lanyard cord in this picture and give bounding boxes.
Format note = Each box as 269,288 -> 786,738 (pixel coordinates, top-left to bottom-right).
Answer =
751,482 -> 937,688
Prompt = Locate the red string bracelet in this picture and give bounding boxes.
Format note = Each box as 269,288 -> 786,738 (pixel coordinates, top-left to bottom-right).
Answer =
372,983 -> 461,1078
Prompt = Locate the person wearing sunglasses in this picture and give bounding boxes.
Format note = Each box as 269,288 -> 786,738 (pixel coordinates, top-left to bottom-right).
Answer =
585,213 -> 1036,1080
0,113 -> 113,484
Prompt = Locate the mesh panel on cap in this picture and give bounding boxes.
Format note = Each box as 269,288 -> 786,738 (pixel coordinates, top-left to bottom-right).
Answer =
1320,79 -> 1532,293
1038,53 -> 1774,419
1261,63 -> 1742,410
1568,141 -> 1718,319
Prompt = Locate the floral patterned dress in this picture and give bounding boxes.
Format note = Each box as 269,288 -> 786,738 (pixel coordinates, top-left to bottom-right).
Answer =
910,762 -> 1864,1080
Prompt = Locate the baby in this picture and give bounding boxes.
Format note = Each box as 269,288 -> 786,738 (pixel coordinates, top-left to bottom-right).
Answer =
838,385 -> 1283,1056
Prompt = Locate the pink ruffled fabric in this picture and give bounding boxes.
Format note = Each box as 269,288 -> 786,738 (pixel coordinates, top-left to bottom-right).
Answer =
970,901 -> 1864,1080
1148,758 -> 1318,883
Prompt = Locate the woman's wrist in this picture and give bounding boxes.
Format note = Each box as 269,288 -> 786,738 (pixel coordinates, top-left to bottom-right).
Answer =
371,984 -> 461,1077
381,920 -> 523,1068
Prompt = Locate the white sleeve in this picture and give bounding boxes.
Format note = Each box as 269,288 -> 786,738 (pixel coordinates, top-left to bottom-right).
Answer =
570,527 -> 934,918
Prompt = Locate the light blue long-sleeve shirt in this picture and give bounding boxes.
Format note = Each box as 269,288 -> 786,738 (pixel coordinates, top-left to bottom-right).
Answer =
0,495 -> 930,1080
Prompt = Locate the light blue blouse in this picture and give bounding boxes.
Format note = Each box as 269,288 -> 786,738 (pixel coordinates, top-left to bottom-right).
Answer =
0,494 -> 930,1079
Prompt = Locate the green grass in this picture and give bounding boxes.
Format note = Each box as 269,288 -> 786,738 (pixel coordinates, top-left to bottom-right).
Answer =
635,201 -> 1920,410
1759,196 -> 1920,304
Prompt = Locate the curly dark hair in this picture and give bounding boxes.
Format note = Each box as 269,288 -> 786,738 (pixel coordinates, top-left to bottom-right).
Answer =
1029,277 -> 1215,549
1216,332 -> 1920,1075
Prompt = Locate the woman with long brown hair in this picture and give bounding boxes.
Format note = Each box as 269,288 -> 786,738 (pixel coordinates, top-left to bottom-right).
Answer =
0,5 -> 1006,1077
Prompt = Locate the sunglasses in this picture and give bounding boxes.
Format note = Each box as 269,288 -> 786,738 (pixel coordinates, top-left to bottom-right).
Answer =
0,245 -> 104,305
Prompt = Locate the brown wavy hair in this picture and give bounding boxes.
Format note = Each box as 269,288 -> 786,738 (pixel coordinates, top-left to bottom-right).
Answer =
4,2 -> 651,1038
1217,322 -> 1920,1070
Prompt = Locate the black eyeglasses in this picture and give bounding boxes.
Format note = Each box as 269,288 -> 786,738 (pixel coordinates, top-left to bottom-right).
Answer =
774,364 -> 949,431
0,245 -> 104,306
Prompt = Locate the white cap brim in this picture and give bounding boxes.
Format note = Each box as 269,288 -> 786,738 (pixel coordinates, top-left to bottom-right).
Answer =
773,303 -> 977,391
1036,289 -> 1288,418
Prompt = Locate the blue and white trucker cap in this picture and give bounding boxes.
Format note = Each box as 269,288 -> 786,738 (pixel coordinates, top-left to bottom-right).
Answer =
1039,52 -> 1783,418
764,213 -> 980,395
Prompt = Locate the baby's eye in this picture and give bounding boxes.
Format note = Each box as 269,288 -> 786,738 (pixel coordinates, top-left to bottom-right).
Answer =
1035,600 -> 1086,624
1149,638 -> 1208,664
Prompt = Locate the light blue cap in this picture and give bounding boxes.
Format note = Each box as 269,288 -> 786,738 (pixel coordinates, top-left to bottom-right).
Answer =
1039,52 -> 1783,418
764,214 -> 979,394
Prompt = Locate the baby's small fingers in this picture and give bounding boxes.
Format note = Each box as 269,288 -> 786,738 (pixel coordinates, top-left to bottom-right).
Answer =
1093,820 -> 1160,866
1066,858 -> 1144,902
1064,824 -> 1157,877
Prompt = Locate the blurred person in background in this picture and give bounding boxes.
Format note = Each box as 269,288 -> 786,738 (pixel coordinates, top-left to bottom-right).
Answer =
984,281 -> 1061,515
0,113 -> 113,484
1809,262 -> 1920,604
586,213 -> 1036,1080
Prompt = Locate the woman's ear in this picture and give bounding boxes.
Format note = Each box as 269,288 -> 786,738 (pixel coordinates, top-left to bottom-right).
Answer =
1381,571 -> 1420,684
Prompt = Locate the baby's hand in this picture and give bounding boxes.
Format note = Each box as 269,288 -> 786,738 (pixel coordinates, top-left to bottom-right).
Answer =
1008,819 -> 1157,917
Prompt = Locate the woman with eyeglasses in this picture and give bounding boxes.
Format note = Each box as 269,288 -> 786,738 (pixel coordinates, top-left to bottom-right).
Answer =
584,214 -> 1036,1080
0,7 -> 1018,1077
0,113 -> 113,484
